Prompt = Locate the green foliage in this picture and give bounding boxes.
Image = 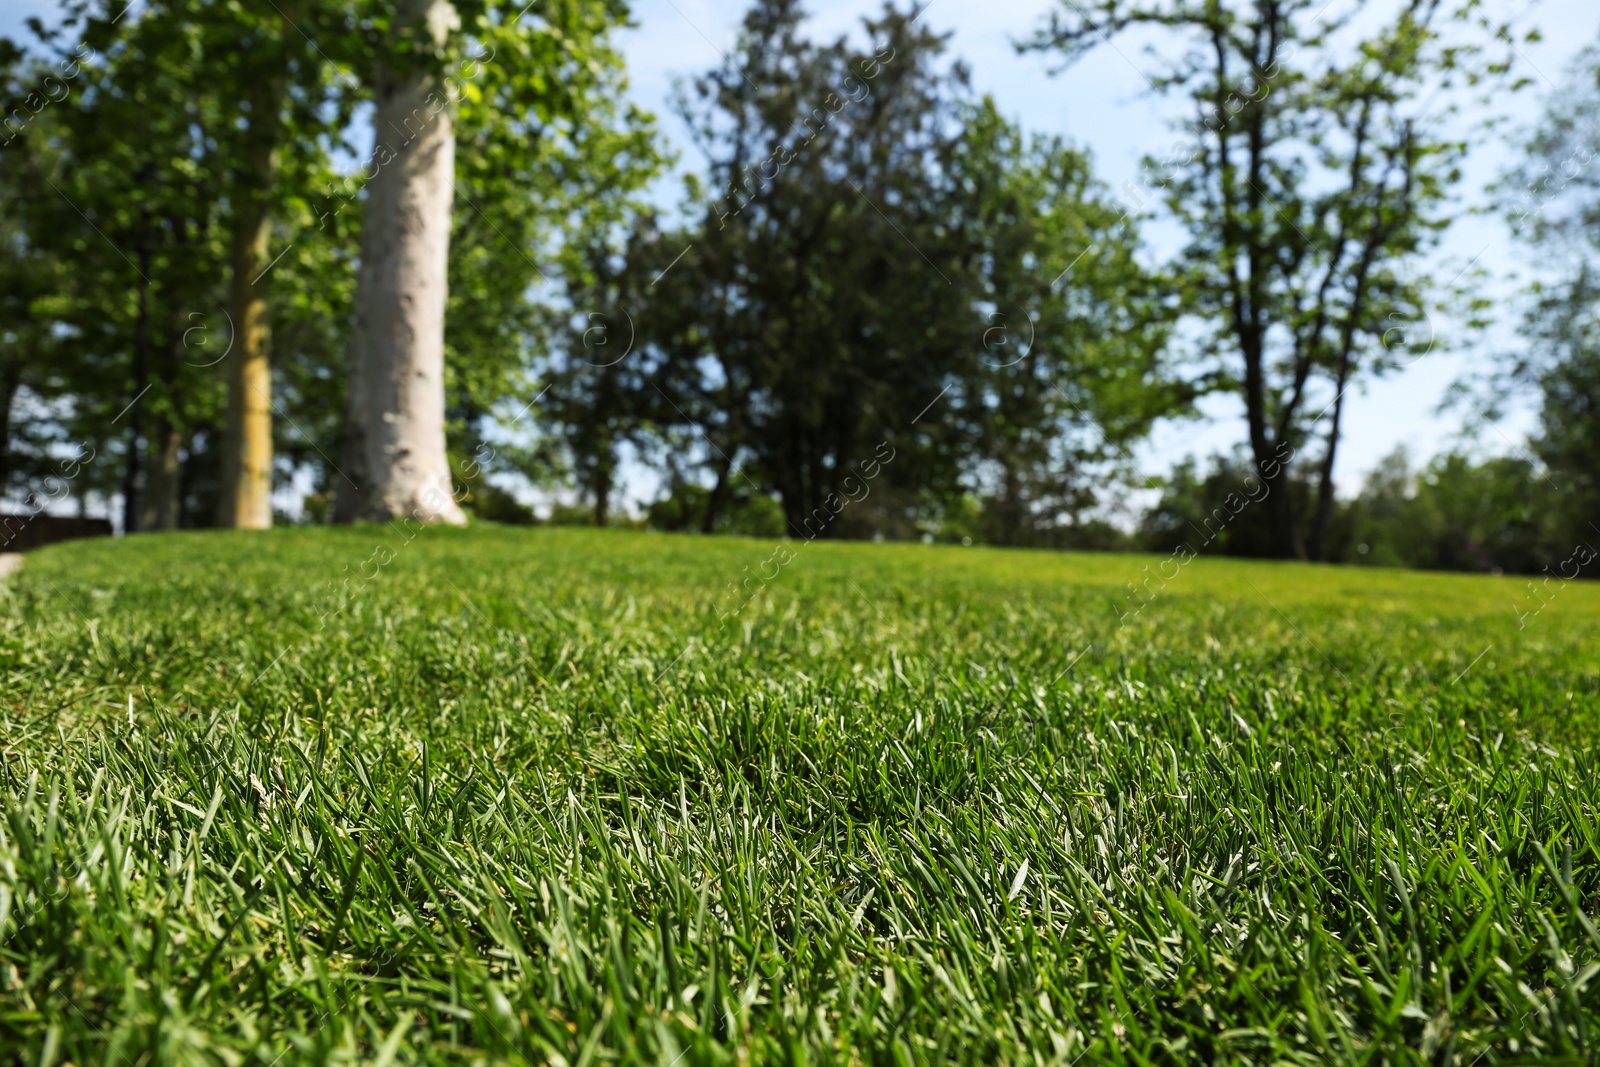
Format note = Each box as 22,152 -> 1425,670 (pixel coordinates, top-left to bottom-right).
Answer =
1501,45 -> 1600,559
445,0 -> 662,431
646,478 -> 787,538
2,527 -> 1599,1062
1,0 -> 357,525
1139,452 -> 1309,559
0,0 -> 657,525
1144,446 -> 1586,577
957,98 -> 1176,547
1344,448 -> 1574,576
460,478 -> 537,525
543,0 -> 1174,544
1028,0 -> 1516,559
1525,273 -> 1600,545
1502,41 -> 1600,251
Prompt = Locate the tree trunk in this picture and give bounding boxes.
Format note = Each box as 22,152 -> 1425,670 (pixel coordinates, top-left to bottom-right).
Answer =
220,169 -> 277,529
331,316 -> 370,523
122,231 -> 152,535
702,453 -> 730,534
144,419 -> 183,531
1310,213 -> 1387,561
1310,352 -> 1356,562
592,461 -> 611,527
1250,449 -> 1303,560
1244,363 -> 1304,559
218,28 -> 286,530
998,460 -> 1022,546
335,0 -> 465,525
0,358 -> 21,502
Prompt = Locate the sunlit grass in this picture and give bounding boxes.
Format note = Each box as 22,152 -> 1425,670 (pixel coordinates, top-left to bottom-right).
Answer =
2,525 -> 1597,1064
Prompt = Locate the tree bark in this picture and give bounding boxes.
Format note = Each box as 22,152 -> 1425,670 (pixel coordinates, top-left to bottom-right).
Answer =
702,453 -> 730,534
1308,389 -> 1346,562
593,474 -> 611,528
122,226 -> 152,535
0,358 -> 21,502
218,25 -> 287,530
220,168 -> 277,529
335,0 -> 465,525
144,419 -> 183,530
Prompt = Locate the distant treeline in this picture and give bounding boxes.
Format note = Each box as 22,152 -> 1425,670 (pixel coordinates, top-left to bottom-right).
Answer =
1,0 -> 1597,576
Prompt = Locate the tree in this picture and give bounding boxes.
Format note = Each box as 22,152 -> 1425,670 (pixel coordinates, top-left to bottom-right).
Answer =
1029,0 -> 1512,558
207,0 -> 342,530
454,34 -> 660,527
334,0 -> 465,524
12,1 -> 237,532
1502,43 -> 1600,550
1523,269 -> 1600,544
953,100 -> 1174,547
546,219 -> 663,527
1138,450 -> 1313,558
333,0 -> 647,525
656,1 -> 987,538
1341,447 -> 1561,573
0,46 -> 71,505
547,0 -> 1170,543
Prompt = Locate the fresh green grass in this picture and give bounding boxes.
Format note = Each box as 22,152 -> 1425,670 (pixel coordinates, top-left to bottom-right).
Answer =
2,524 -> 1598,1065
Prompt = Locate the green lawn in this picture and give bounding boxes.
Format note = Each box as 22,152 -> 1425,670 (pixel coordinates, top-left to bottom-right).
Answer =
2,525 -> 1598,1065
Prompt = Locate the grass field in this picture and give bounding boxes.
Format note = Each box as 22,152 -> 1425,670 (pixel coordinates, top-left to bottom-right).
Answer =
2,525 -> 1598,1065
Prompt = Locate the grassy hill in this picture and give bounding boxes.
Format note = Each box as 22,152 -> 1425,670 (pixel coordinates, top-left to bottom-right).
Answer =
2,525 -> 1597,1064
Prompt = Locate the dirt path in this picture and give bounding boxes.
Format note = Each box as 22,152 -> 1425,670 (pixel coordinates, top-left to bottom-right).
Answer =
0,554 -> 22,579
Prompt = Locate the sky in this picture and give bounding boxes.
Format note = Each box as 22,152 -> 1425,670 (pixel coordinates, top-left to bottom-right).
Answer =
4,0 -> 1597,518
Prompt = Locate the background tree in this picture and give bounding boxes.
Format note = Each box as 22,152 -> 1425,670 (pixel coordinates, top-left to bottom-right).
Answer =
1029,0 -> 1512,559
11,2 -> 236,532
450,34 -> 661,524
0,46 -> 72,505
646,0 -> 969,538
205,0 -> 347,530
589,0 -> 1172,541
1500,42 -> 1600,553
1522,270 -> 1600,546
545,217 -> 667,527
333,0 -> 650,525
334,0 -> 468,524
954,100 -> 1175,547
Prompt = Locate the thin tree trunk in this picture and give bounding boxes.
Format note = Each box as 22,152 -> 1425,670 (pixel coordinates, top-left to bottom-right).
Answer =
591,372 -> 615,527
1243,354 -> 1304,559
1228,42 -> 1305,564
122,229 -> 152,535
0,358 -> 21,502
144,419 -> 183,531
222,199 -> 276,528
145,314 -> 184,531
218,30 -> 286,530
1267,454 -> 1303,559
336,0 -> 465,525
1309,164 -> 1396,560
331,321 -> 369,522
1309,354 -> 1354,562
1242,340 -> 1303,560
999,460 -> 1021,546
702,454 -> 730,534
593,471 -> 611,528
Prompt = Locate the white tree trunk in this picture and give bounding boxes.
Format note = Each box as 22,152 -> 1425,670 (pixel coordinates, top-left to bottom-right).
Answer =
336,0 -> 466,525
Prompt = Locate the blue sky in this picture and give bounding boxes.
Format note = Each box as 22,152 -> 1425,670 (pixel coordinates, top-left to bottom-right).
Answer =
6,0 -> 1598,515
